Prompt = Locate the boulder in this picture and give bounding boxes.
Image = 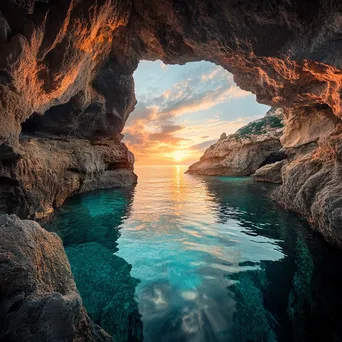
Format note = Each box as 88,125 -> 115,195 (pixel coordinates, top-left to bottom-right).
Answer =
252,160 -> 285,184
0,214 -> 113,342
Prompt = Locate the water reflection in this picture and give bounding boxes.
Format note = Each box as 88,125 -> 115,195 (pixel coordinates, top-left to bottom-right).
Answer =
202,175 -> 342,341
47,166 -> 342,342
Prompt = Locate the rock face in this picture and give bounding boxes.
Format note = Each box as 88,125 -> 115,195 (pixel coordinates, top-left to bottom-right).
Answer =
252,160 -> 284,184
0,0 -> 341,240
272,121 -> 342,246
0,0 -> 137,218
0,134 -> 137,219
0,214 -> 113,342
187,108 -> 285,176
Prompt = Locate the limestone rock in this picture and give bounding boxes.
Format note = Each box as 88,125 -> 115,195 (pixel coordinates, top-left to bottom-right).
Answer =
0,11 -> 11,42
252,160 -> 285,184
272,122 -> 342,247
281,106 -> 340,148
0,0 -> 342,339
187,108 -> 285,176
0,136 -> 137,219
0,214 -> 113,342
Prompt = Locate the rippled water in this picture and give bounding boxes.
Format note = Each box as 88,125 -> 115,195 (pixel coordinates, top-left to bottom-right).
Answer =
46,165 -> 342,342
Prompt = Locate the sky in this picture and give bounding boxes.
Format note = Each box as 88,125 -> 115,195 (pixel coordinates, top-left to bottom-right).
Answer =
123,61 -> 270,165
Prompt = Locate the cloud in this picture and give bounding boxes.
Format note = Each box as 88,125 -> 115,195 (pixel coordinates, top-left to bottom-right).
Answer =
160,124 -> 183,134
158,85 -> 248,117
126,102 -> 157,124
130,63 -> 249,126
159,61 -> 168,70
137,65 -> 248,122
190,139 -> 217,151
148,125 -> 188,144
149,133 -> 188,144
124,120 -> 188,161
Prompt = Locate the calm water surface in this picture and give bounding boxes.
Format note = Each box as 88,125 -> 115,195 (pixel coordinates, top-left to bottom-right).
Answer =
46,165 -> 342,342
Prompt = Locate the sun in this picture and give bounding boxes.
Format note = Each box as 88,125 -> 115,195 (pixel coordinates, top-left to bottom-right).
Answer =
171,150 -> 188,162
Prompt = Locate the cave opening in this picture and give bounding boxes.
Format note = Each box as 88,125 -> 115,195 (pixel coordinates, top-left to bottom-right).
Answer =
123,60 -> 272,168
258,151 -> 287,168
1,1 -> 342,341
20,102 -> 78,138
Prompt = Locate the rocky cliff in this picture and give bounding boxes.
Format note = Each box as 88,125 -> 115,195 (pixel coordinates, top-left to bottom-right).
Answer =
187,108 -> 285,176
0,214 -> 113,342
1,134 -> 137,219
272,107 -> 342,246
0,0 -> 137,218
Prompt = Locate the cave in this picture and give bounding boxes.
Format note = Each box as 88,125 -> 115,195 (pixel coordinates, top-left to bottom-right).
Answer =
258,151 -> 287,168
1,0 -> 342,341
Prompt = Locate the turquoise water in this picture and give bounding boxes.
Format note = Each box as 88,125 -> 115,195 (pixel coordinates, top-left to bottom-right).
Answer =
46,165 -> 342,342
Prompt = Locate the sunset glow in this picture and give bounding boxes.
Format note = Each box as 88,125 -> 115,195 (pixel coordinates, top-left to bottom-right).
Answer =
171,150 -> 189,162
123,61 -> 269,165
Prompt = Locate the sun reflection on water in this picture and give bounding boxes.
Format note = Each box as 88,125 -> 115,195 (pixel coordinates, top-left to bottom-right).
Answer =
116,165 -> 284,341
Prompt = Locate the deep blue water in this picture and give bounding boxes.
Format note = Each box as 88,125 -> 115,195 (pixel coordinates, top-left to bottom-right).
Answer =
46,165 -> 342,342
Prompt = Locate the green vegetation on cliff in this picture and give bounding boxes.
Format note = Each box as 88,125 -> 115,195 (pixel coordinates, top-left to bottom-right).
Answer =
236,116 -> 283,138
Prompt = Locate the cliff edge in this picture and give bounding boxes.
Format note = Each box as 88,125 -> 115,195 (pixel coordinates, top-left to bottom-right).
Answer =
187,108 -> 285,177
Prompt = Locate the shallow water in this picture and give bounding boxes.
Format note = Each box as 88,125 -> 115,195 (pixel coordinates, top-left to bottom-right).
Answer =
46,165 -> 342,342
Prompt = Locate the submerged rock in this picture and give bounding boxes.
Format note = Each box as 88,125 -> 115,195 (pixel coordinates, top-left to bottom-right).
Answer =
45,188 -> 143,342
0,214 -> 113,341
187,108 -> 285,176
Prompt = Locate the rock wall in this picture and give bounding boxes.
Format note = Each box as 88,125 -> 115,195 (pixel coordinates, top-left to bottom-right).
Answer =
252,160 -> 284,184
0,0 -> 138,218
272,108 -> 342,246
189,104 -> 342,246
0,214 -> 113,342
187,108 -> 285,176
0,135 -> 137,219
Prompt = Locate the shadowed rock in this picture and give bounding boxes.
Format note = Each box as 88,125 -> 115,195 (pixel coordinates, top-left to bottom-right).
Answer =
0,1 -> 342,340
0,136 -> 137,218
0,214 -> 113,341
